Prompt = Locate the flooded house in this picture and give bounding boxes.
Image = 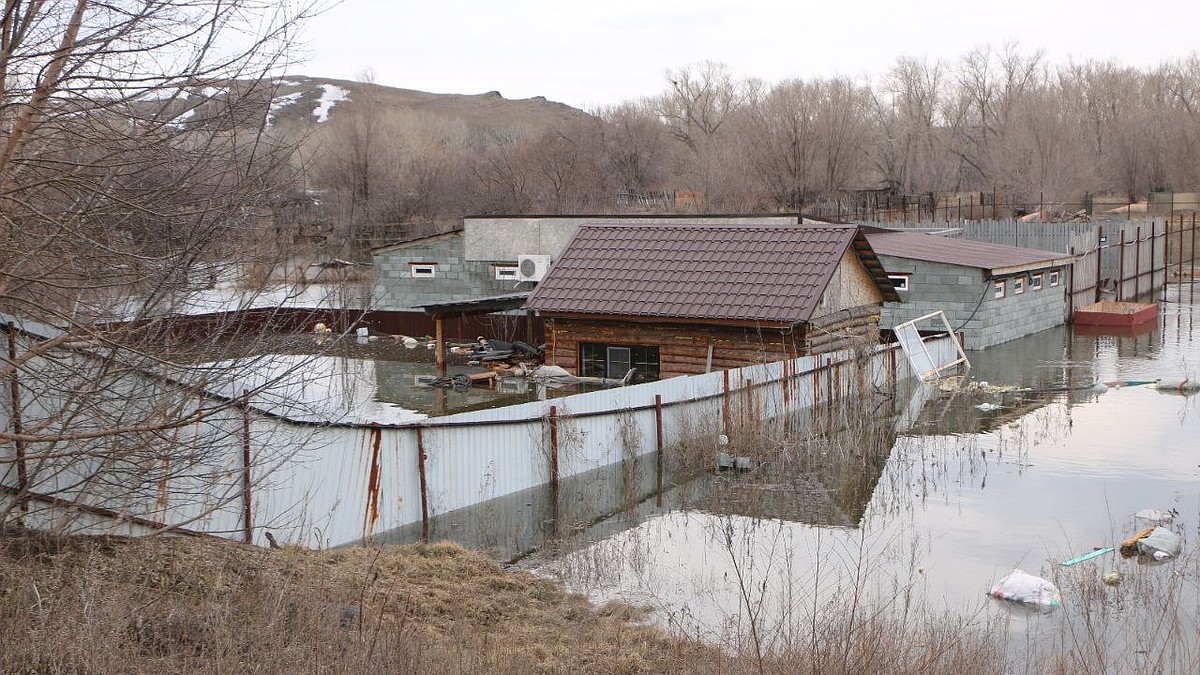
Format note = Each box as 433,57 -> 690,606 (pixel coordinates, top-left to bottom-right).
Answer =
524,223 -> 900,381
864,230 -> 1075,349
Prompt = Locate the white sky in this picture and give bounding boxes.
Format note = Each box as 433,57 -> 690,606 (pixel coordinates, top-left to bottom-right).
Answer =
295,0 -> 1200,110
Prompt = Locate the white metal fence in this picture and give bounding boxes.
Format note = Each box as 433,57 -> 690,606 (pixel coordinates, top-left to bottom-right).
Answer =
2,317 -> 961,550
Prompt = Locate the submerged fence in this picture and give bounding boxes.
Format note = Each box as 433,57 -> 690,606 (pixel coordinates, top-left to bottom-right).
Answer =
1,317 -> 960,551
863,218 -> 1198,316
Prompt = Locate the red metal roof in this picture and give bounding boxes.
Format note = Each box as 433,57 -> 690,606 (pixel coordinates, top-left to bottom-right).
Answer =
865,231 -> 1072,273
526,224 -> 893,324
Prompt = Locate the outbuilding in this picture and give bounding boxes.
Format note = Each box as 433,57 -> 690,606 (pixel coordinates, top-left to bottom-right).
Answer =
864,230 -> 1075,349
524,223 -> 899,381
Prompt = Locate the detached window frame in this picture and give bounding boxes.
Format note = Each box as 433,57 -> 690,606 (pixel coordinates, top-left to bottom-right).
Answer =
1030,273 -> 1044,291
1049,270 -> 1061,287
579,343 -> 660,383
994,280 -> 1006,299
888,274 -> 910,292
410,263 -> 437,279
493,264 -> 520,281
1013,276 -> 1025,295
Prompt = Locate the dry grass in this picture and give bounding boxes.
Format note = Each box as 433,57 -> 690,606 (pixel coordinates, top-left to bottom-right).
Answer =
0,527 -> 1019,675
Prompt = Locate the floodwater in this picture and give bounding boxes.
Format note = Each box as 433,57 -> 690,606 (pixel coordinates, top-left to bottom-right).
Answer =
518,284 -> 1200,668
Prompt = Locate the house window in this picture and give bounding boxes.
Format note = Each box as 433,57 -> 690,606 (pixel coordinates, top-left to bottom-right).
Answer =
1030,273 -> 1044,291
410,263 -> 437,278
1013,277 -> 1025,295
580,343 -> 659,383
888,274 -> 910,292
994,280 -> 1006,299
494,264 -> 519,281
1049,270 -> 1061,287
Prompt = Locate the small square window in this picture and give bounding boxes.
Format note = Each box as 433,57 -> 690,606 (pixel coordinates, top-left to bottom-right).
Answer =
888,274 -> 910,292
410,263 -> 437,278
994,280 -> 1006,299
1049,270 -> 1061,287
1013,277 -> 1025,295
494,265 -> 519,280
1030,273 -> 1044,290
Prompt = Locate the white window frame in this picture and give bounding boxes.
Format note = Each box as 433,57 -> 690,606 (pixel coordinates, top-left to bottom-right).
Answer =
888,274 -> 910,292
1049,270 -> 1061,287
994,280 -> 1006,299
1013,277 -> 1025,295
410,263 -> 437,278
494,264 -> 519,281
1030,273 -> 1044,291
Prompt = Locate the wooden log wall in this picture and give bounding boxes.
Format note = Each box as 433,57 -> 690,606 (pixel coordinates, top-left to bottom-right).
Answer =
545,313 -> 878,379
804,305 -> 882,354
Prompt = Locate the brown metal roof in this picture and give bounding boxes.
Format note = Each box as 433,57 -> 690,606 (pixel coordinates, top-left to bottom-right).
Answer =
526,224 -> 896,324
865,231 -> 1074,274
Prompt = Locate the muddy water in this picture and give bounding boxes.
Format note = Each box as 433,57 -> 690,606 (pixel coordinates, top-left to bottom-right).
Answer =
524,285 -> 1200,663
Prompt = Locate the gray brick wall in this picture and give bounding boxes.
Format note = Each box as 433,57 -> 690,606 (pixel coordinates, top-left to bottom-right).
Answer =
879,256 -> 1068,349
372,233 -> 529,311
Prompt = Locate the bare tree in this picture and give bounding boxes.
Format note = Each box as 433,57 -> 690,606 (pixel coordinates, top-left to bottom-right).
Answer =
0,1 -> 326,533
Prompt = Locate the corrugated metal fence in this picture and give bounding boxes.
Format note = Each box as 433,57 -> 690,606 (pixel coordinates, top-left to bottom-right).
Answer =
2,319 -> 960,550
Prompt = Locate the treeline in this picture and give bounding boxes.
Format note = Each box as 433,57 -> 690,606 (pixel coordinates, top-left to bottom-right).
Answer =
296,45 -> 1200,249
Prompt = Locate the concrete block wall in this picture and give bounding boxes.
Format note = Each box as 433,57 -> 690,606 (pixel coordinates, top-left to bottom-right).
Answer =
371,233 -> 527,311
879,256 -> 1067,349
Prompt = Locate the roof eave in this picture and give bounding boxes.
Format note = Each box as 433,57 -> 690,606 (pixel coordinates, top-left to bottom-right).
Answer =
989,257 -> 1075,276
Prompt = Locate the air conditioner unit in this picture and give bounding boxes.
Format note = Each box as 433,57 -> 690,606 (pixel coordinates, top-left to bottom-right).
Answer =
516,254 -> 551,282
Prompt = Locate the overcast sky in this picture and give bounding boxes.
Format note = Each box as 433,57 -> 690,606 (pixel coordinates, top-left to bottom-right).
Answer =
296,0 -> 1200,110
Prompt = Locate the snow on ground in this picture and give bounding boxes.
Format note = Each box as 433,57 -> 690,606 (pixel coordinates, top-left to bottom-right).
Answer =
265,91 -> 304,127
168,106 -> 197,128
313,84 -> 349,123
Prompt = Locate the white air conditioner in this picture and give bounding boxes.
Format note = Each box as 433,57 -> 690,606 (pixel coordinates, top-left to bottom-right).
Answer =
516,254 -> 551,282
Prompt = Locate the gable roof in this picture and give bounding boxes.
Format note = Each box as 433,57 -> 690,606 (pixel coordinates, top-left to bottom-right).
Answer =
526,224 -> 898,325
865,231 -> 1074,275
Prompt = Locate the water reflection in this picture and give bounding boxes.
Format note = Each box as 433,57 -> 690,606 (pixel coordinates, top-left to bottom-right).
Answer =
509,284 -> 1200,669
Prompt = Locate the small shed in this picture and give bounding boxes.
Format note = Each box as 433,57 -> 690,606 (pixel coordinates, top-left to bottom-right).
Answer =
524,224 -> 899,381
865,230 -> 1075,349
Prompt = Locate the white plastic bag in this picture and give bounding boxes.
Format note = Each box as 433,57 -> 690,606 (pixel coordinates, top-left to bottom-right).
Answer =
988,569 -> 1062,608
1136,527 -> 1182,560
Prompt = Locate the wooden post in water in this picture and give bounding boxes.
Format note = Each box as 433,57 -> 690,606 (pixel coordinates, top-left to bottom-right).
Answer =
1095,226 -> 1105,303
434,315 -> 446,376
1192,214 -> 1197,303
654,395 -> 664,507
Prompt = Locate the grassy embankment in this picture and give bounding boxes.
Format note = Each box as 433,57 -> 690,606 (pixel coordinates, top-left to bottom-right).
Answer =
0,529 -> 1004,675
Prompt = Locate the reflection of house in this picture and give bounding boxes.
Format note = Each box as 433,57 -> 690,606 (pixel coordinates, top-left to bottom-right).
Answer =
865,230 -> 1073,349
525,224 -> 899,381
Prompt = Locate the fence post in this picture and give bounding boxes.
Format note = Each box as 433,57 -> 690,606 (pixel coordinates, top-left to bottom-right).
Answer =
654,395 -> 664,508
1135,225 -> 1142,301
1095,226 -> 1105,303
1118,229 -> 1126,301
722,369 -> 730,434
6,323 -> 28,521
241,390 -> 253,544
417,427 -> 429,542
548,405 -> 559,526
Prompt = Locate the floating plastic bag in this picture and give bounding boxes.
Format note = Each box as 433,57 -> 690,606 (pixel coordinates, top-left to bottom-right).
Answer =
988,570 -> 1062,608
1136,526 -> 1182,560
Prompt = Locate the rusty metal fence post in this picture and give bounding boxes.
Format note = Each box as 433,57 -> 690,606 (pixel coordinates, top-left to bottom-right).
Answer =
548,405 -> 559,527
7,323 -> 28,520
654,395 -> 663,507
416,427 -> 429,542
240,390 -> 253,544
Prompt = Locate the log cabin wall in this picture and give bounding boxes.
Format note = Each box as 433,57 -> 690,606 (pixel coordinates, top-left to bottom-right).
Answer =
544,317 -> 807,379
803,304 -> 882,354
